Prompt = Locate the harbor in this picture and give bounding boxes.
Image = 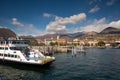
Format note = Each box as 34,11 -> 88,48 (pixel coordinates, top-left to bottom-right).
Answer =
0,0 -> 120,80
0,48 -> 120,80
31,44 -> 120,54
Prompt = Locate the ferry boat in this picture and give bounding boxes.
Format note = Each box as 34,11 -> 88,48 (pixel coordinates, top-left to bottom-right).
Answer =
0,39 -> 55,66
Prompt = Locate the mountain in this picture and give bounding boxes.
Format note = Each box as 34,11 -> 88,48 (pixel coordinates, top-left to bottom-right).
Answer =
59,31 -> 97,39
82,31 -> 98,35
35,27 -> 120,41
35,31 -> 98,40
35,34 -> 58,40
0,28 -> 16,38
100,27 -> 120,34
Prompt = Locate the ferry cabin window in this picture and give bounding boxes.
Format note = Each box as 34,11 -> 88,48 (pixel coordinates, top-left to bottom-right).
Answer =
0,53 -> 3,56
18,55 -> 20,58
1,54 -> 20,58
8,54 -> 10,57
17,42 -> 20,44
12,41 -> 27,44
12,41 -> 16,44
15,55 -> 17,58
6,41 -> 8,44
10,47 -> 14,50
24,42 -> 28,44
10,47 -> 26,51
0,41 -> 4,44
0,47 -> 8,50
4,54 -> 7,57
10,47 -> 20,50
5,47 -> 8,50
0,41 -> 8,44
11,55 -> 14,57
0,47 -> 4,50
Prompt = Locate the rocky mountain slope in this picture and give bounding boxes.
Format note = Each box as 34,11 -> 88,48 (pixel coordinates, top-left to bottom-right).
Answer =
100,27 -> 120,34
0,28 -> 16,38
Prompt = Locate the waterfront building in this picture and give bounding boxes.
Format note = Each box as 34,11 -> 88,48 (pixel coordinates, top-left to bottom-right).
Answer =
88,40 -> 98,47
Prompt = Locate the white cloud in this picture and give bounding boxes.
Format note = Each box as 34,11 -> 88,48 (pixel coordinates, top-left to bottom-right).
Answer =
43,13 -> 58,18
80,18 -> 120,32
43,13 -> 52,18
89,5 -> 100,13
17,24 -> 44,36
11,18 -> 44,36
46,13 -> 86,34
93,18 -> 106,24
89,0 -> 97,5
109,20 -> 120,28
89,0 -> 101,5
12,18 -> 24,27
46,25 -> 67,34
107,0 -> 116,6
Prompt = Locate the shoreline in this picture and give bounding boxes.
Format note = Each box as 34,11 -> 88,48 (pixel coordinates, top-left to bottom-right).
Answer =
32,46 -> 120,54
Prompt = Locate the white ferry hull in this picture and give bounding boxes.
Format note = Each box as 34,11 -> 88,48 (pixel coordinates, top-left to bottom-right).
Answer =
0,58 -> 55,67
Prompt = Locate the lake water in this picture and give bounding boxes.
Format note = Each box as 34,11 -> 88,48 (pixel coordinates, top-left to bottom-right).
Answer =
0,49 -> 120,80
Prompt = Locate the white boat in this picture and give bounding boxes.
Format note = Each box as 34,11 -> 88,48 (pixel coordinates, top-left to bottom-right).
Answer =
0,39 -> 55,66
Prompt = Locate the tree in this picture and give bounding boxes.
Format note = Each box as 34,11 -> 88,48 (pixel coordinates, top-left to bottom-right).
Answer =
50,42 -> 58,46
97,41 -> 105,46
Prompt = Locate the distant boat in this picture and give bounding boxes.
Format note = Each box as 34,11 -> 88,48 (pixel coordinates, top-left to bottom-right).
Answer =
0,39 -> 55,66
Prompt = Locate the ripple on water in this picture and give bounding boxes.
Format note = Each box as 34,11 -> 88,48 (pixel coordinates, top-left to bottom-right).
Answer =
0,49 -> 120,80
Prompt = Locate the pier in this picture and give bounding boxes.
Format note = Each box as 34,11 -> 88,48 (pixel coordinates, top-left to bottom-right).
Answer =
32,46 -> 72,54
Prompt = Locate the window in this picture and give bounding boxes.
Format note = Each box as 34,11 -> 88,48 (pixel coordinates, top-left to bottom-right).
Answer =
6,41 -> 8,44
0,53 -> 3,56
12,41 -> 16,44
11,55 -> 14,57
0,41 -> 4,44
15,55 -> 17,58
17,42 -> 20,44
8,54 -> 10,57
10,47 -> 15,50
5,47 -> 8,50
4,54 -> 7,57
18,56 -> 20,58
0,47 -> 4,50
0,47 -> 8,50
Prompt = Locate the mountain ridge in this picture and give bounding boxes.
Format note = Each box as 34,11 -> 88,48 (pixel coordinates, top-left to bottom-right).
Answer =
100,27 -> 120,34
0,27 -> 119,40
35,31 -> 98,40
35,27 -> 120,40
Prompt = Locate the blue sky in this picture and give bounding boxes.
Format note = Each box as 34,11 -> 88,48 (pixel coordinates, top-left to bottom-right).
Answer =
0,0 -> 120,36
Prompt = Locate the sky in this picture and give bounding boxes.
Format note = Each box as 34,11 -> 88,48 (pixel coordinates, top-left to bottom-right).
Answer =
0,0 -> 120,36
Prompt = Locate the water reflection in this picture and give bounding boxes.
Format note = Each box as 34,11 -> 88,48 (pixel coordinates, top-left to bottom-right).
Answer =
0,63 -> 54,80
